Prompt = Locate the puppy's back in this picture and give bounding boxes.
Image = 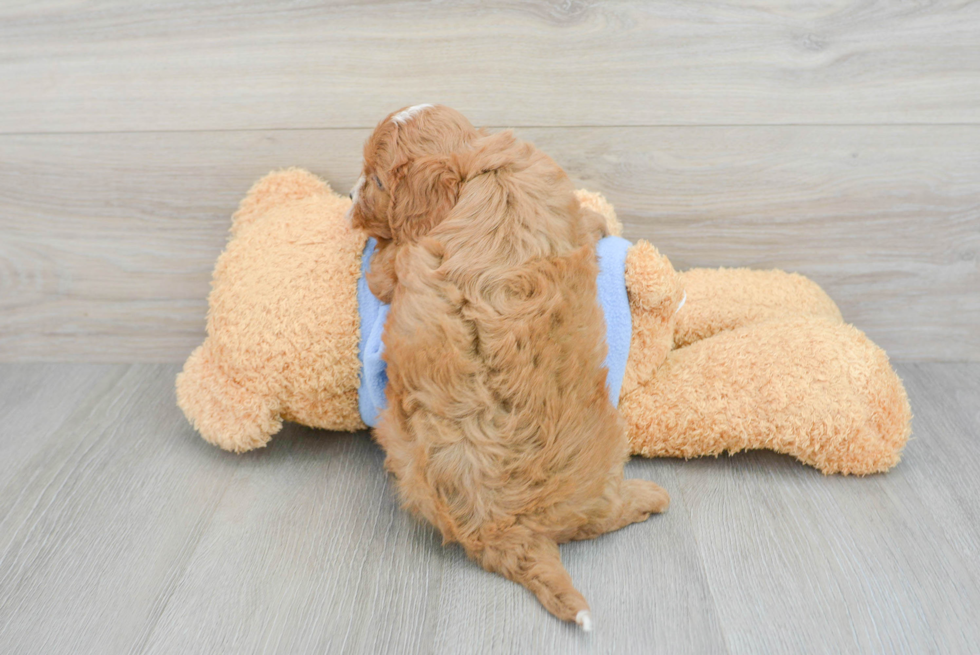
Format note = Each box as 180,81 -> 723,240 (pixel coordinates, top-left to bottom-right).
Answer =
380,131 -> 625,529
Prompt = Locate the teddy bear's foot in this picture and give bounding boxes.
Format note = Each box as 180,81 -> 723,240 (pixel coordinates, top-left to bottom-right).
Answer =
176,343 -> 284,452
622,317 -> 912,475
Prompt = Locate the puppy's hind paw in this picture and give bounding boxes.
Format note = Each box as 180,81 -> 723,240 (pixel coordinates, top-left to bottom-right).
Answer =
626,478 -> 671,517
576,610 -> 593,632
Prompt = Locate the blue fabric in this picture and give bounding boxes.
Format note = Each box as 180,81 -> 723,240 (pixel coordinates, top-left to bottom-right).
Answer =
357,238 -> 390,429
594,235 -> 633,406
357,236 -> 633,428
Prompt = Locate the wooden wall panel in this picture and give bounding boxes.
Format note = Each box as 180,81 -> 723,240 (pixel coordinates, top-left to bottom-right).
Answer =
2,126 -> 976,361
1,1 -> 979,132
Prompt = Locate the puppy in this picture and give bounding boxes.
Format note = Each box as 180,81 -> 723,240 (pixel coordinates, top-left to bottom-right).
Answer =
349,105 -> 669,629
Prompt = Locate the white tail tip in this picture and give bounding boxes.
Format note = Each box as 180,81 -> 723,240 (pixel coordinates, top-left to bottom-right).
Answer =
576,610 -> 593,632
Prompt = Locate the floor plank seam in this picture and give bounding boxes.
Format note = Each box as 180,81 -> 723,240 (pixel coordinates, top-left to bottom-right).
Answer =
0,366 -> 130,578
128,468 -> 239,655
675,482 -> 735,655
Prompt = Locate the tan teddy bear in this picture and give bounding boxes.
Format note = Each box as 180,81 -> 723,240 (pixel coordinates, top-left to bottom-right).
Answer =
177,168 -> 911,475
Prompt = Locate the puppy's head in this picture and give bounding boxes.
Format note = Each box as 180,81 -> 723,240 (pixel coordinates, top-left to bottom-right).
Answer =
348,104 -> 480,244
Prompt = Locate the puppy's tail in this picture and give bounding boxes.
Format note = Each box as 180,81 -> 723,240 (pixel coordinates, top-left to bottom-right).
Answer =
472,526 -> 592,631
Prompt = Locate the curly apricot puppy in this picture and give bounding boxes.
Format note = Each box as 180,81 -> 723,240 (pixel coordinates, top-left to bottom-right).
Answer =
349,105 -> 669,629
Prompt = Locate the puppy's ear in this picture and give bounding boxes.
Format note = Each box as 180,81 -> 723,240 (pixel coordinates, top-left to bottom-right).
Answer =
388,155 -> 463,242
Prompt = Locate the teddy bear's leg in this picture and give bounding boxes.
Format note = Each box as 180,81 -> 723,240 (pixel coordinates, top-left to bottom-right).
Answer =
675,268 -> 843,348
176,342 -> 284,453
621,317 -> 912,475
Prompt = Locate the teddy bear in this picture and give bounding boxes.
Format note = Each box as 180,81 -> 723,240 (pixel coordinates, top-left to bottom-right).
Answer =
176,168 -> 911,475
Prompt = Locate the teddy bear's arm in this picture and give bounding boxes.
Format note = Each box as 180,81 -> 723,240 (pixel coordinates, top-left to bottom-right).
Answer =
620,241 -> 685,399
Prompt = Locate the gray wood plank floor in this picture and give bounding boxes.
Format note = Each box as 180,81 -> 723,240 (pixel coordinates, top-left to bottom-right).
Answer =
0,363 -> 977,654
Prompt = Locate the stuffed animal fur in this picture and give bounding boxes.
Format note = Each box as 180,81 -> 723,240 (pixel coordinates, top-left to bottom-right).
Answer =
176,168 -> 911,475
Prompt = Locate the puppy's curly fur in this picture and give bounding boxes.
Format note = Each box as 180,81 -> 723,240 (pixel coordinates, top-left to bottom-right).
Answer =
350,105 -> 669,628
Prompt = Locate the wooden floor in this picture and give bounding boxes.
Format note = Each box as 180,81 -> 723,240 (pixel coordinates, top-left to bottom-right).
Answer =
0,362 -> 976,654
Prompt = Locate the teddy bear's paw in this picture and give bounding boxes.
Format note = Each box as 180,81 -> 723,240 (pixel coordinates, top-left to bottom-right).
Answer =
624,240 -> 683,314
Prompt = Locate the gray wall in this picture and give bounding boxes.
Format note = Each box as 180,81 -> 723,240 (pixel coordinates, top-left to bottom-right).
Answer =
1,1 -> 978,362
